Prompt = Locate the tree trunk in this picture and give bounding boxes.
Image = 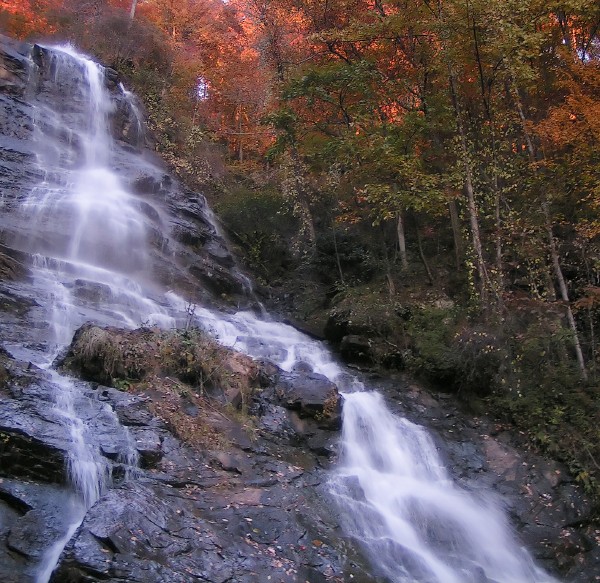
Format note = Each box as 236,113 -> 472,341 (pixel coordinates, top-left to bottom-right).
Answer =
380,226 -> 396,298
238,108 -> 243,162
512,80 -> 588,380
415,218 -> 435,285
290,147 -> 316,253
543,200 -> 588,380
588,307 -> 596,380
493,169 -> 504,310
544,268 -> 557,301
129,0 -> 138,20
557,10 -> 573,50
397,212 -> 408,270
332,221 -> 345,285
448,197 -> 462,272
449,71 -> 489,306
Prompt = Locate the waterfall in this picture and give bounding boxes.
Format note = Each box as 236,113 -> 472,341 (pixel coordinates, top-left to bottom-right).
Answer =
2,42 -> 558,583
8,45 -> 156,582
329,392 -> 557,583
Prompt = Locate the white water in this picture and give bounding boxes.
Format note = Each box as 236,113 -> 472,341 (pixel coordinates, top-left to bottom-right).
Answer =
11,45 -> 150,582
8,44 -> 557,583
330,392 -> 557,583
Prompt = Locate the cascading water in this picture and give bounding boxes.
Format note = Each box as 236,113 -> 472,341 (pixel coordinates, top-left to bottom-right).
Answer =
5,45 -> 158,582
3,42 -> 559,583
177,306 -> 557,581
330,392 -> 556,583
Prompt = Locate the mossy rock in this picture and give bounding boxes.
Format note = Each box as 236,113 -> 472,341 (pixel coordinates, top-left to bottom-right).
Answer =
62,324 -> 261,403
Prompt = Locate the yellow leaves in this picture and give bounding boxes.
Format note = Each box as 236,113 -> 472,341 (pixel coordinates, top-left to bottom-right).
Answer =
576,219 -> 600,241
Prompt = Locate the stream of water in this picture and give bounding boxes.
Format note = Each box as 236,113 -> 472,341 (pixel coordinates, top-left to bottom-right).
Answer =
5,43 -> 558,583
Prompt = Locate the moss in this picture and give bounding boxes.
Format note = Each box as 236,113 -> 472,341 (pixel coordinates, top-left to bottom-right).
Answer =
66,325 -> 259,396
63,325 -> 262,450
71,326 -> 125,384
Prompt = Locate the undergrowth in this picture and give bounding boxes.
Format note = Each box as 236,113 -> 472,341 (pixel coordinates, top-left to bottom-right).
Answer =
325,284 -> 600,515
64,325 -> 261,449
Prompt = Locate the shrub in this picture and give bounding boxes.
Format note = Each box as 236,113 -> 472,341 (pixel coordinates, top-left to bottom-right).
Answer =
216,184 -> 298,282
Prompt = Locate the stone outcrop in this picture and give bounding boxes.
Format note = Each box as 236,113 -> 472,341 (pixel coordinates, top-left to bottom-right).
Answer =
0,33 -> 247,315
273,370 -> 342,429
0,345 -> 368,583
60,323 -> 343,438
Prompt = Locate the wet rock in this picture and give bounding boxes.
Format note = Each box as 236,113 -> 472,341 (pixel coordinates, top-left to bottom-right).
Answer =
188,259 -> 244,296
212,451 -> 247,474
306,432 -> 338,458
130,175 -> 164,196
291,360 -> 313,374
7,509 -> 63,558
129,427 -> 163,467
50,443 -> 356,583
255,403 -> 299,440
0,394 -> 69,484
101,389 -> 160,428
0,427 -> 66,484
375,375 -> 600,582
0,33 -> 250,317
339,334 -> 373,363
0,250 -> 25,281
0,479 -> 82,579
275,370 -> 342,428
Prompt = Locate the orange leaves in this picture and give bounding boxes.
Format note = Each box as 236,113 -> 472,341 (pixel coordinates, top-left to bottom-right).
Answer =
0,0 -> 56,38
536,61 -> 600,147
574,287 -> 600,311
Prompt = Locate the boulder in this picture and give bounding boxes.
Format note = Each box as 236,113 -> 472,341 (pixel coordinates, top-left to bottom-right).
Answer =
340,334 -> 373,363
274,370 -> 342,429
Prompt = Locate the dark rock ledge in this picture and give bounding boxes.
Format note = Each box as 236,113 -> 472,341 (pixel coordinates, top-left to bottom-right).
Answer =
1,327 -> 600,581
0,330 -> 368,583
366,372 -> 600,583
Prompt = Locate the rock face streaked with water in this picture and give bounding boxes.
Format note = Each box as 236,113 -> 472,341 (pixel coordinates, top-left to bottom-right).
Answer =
331,391 -> 557,583
0,33 -> 598,583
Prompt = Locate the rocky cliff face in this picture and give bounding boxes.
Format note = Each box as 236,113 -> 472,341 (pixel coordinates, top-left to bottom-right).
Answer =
0,34 -> 246,321
0,333 -> 351,583
0,33 -> 599,583
0,33 -> 357,583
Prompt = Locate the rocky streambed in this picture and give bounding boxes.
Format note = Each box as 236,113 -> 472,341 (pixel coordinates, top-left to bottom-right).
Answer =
1,325 -> 599,582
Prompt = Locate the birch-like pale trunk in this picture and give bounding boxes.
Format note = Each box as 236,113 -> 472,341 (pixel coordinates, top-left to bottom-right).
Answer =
397,212 -> 408,270
129,0 -> 138,20
512,82 -> 588,380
